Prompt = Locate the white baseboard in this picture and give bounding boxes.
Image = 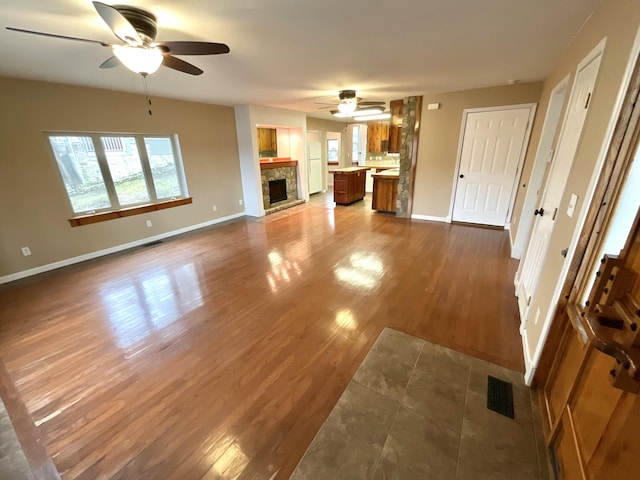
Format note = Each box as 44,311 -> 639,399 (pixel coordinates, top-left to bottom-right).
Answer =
411,214 -> 451,223
522,330 -> 535,386
0,212 -> 246,285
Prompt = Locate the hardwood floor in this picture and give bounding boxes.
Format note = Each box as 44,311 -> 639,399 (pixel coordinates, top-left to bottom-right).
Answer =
0,193 -> 523,479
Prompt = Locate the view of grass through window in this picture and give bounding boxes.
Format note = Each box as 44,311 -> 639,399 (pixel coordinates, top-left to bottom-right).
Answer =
48,134 -> 185,214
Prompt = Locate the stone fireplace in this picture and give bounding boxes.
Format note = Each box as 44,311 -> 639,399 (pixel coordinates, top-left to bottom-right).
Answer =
260,158 -> 299,210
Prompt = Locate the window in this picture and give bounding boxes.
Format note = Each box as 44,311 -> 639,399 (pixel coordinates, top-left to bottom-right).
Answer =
47,133 -> 188,216
327,139 -> 339,161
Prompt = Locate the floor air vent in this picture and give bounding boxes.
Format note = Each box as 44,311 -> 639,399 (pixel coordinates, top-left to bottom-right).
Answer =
487,375 -> 514,419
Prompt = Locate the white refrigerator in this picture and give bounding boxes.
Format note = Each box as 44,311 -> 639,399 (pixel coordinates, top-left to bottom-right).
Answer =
308,142 -> 323,194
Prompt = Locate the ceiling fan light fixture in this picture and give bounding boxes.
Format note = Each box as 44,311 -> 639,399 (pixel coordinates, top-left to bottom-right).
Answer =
113,45 -> 163,75
332,106 -> 385,118
353,112 -> 391,121
338,99 -> 357,114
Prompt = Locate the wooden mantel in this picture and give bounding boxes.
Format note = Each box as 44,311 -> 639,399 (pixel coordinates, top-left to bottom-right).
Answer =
259,157 -> 298,170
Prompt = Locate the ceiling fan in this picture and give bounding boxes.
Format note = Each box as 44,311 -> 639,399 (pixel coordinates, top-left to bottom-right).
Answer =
6,1 -> 230,76
316,90 -> 386,116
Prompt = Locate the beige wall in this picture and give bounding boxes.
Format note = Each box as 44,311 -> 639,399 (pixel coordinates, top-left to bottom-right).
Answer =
306,117 -> 347,133
412,82 -> 544,219
517,0 -> 640,366
0,77 -> 243,279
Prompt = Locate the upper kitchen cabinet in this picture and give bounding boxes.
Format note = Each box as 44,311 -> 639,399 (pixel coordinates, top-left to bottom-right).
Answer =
388,100 -> 404,154
257,128 -> 277,157
367,121 -> 390,153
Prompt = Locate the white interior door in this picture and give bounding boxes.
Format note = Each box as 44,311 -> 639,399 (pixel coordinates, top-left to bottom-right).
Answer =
517,51 -> 603,323
452,107 -> 532,226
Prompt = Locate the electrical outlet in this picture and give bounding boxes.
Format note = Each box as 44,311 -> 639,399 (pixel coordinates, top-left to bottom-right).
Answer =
21,247 -> 31,256
146,220 -> 152,228
212,205 -> 217,212
239,199 -> 243,206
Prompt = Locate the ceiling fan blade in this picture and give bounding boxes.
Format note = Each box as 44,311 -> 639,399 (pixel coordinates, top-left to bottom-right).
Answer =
158,41 -> 230,56
100,56 -> 120,69
359,101 -> 386,106
6,27 -> 109,46
93,1 -> 141,45
162,55 -> 203,75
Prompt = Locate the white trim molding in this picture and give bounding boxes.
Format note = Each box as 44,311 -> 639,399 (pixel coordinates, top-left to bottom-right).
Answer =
0,212 -> 246,285
411,214 -> 451,223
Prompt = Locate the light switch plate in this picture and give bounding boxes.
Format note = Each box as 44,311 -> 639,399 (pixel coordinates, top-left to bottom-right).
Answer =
567,193 -> 578,218
427,103 -> 440,110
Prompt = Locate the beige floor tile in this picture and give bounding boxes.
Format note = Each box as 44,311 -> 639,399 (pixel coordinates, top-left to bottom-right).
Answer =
456,433 -> 539,480
290,419 -> 380,480
328,381 -> 399,451
371,328 -> 425,367
353,349 -> 417,402
380,407 -> 460,479
401,346 -> 470,431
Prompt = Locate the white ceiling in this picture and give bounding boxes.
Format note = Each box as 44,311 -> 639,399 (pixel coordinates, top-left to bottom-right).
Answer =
0,0 -> 601,117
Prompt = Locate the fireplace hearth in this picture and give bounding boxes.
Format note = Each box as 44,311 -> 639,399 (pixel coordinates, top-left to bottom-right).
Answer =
269,179 -> 287,204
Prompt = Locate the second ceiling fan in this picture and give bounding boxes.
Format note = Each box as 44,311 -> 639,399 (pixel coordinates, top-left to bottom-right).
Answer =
317,90 -> 386,116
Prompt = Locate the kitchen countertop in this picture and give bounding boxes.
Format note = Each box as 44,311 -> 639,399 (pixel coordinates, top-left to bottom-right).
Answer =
329,166 -> 371,173
369,166 -> 397,173
371,168 -> 400,178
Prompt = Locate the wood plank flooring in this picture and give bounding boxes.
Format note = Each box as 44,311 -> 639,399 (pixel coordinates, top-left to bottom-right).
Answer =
0,193 -> 523,479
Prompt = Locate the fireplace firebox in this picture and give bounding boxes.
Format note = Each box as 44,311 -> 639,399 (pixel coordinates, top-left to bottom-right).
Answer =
268,179 -> 287,204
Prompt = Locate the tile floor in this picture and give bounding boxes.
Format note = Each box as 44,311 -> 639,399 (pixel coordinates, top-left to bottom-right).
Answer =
0,398 -> 34,480
291,328 -> 551,480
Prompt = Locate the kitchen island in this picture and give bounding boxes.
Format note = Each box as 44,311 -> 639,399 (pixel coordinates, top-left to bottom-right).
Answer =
330,167 -> 371,205
371,168 -> 400,213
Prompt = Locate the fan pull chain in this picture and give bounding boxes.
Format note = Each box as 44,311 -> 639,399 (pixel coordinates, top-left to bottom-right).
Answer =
142,74 -> 153,116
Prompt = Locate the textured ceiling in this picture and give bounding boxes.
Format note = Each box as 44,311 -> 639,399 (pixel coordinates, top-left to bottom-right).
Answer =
0,0 -> 601,116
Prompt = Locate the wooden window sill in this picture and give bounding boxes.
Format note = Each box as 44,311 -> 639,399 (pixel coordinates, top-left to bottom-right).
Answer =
68,198 -> 193,227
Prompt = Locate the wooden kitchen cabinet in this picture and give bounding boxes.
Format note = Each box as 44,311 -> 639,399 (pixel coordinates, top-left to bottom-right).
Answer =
257,128 -> 277,157
388,100 -> 404,154
367,121 -> 390,153
330,167 -> 370,205
371,169 -> 399,213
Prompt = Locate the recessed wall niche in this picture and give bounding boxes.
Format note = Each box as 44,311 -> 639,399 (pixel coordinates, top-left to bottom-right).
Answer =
257,128 -> 277,157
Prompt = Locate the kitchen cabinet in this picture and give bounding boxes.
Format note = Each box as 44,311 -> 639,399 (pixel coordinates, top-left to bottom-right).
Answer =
257,128 -> 277,157
388,100 -> 404,154
371,168 -> 399,213
367,121 -> 390,153
330,167 -> 370,205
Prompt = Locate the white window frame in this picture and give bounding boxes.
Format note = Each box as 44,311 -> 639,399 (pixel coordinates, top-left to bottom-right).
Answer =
45,132 -> 189,215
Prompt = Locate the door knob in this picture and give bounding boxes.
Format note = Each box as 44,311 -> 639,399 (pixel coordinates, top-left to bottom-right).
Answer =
459,174 -> 464,178
534,208 -> 544,216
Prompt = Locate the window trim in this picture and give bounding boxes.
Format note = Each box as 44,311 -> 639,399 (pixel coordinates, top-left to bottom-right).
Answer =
45,132 -> 190,226
67,197 -> 193,227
